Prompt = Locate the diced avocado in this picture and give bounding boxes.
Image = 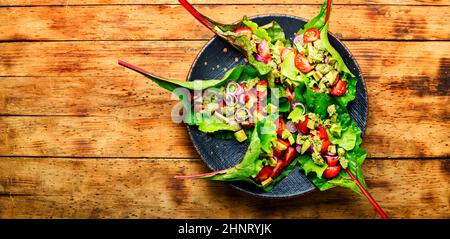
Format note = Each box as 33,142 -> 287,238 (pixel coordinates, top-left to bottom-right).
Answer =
328,57 -> 337,65
339,156 -> 348,169
327,104 -> 337,116
234,129 -> 248,142
229,120 -> 242,131
307,44 -> 324,63
281,128 -> 292,140
288,135 -> 295,145
311,151 -> 325,165
318,82 -> 328,93
213,111 -> 229,123
313,39 -> 325,50
315,64 -> 333,75
256,83 -> 267,92
330,123 -> 342,137
261,177 -> 273,187
301,140 -> 311,154
323,70 -> 338,86
312,136 -> 323,153
328,144 -> 336,155
338,148 -> 346,156
307,119 -> 315,129
312,70 -> 323,81
276,140 -> 288,151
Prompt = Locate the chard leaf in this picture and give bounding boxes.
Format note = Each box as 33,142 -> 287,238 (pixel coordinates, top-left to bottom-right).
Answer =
328,122 -> 361,151
203,127 -> 264,181
263,21 -> 287,43
242,16 -> 271,41
262,160 -> 298,191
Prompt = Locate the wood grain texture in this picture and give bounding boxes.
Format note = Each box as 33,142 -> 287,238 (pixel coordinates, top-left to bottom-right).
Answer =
1,0 -> 449,6
1,5 -> 449,40
0,157 -> 448,218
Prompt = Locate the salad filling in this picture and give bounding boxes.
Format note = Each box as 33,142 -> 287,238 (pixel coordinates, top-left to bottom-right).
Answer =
120,0 -> 388,219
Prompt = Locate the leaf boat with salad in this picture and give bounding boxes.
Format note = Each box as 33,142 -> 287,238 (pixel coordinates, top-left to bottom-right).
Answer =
119,0 -> 388,219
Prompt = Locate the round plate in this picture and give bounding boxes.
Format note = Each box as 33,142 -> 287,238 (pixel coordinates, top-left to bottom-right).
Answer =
186,15 -> 368,198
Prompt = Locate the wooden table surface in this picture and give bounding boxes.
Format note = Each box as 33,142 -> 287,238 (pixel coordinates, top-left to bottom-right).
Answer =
0,0 -> 449,219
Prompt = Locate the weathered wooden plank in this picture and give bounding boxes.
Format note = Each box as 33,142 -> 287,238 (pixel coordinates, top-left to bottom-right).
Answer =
0,157 -> 448,218
1,5 -> 449,40
1,0 -> 449,6
1,41 -> 449,78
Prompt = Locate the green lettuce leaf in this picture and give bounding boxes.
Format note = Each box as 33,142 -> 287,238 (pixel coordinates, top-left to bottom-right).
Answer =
328,122 -> 361,151
203,127 -> 264,182
280,51 -> 300,81
297,155 -> 328,179
304,87 -> 332,119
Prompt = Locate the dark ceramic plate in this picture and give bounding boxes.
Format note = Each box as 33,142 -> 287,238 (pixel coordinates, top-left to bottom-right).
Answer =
186,15 -> 368,198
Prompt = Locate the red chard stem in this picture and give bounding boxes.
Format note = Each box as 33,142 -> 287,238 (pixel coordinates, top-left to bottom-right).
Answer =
178,0 -> 214,30
345,168 -> 389,219
325,0 -> 333,24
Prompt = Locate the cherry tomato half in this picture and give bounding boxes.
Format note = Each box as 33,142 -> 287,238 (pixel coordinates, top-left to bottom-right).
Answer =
285,88 -> 295,103
294,53 -> 313,73
297,115 -> 310,134
323,166 -> 341,179
280,47 -> 296,62
276,118 -> 286,136
330,79 -> 347,97
234,27 -> 253,39
258,40 -> 271,59
317,125 -> 328,140
326,156 -> 339,167
303,28 -> 320,43
321,138 -> 330,154
256,165 -> 273,182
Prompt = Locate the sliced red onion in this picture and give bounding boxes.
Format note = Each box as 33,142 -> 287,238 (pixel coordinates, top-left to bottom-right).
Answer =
326,151 -> 337,157
291,102 -> 306,115
295,145 -> 302,153
293,34 -> 304,47
273,154 -> 278,161
224,93 -> 237,106
286,120 -> 297,133
234,107 -> 250,123
255,54 -> 268,64
324,56 -> 329,64
238,94 -> 246,104
226,81 -> 243,95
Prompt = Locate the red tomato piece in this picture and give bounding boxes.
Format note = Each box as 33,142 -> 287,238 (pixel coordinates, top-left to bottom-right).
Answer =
297,115 -> 310,134
323,166 -> 341,179
280,47 -> 296,62
317,125 -> 328,140
330,79 -> 347,96
258,40 -> 271,59
276,117 -> 286,136
294,53 -> 313,73
256,166 -> 273,182
284,147 -> 297,165
277,138 -> 290,149
321,138 -> 330,154
285,88 -> 295,103
326,156 -> 339,167
303,28 -> 320,43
